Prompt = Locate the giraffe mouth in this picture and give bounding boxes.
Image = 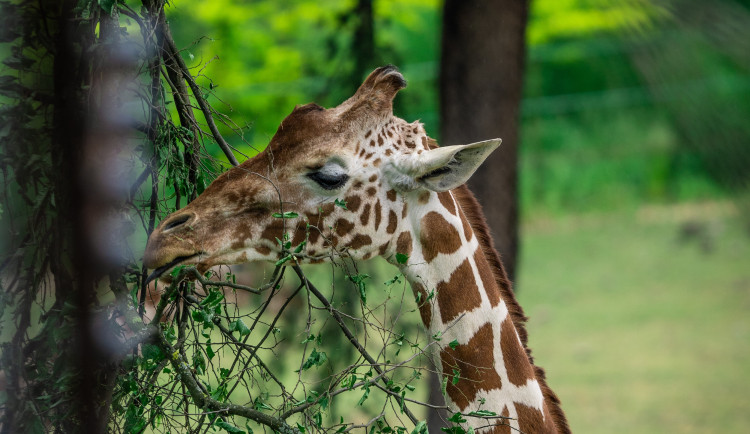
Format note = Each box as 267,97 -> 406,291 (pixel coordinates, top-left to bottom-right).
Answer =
145,253 -> 202,286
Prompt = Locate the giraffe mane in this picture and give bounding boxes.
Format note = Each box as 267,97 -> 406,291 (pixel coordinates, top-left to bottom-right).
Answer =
451,184 -> 571,434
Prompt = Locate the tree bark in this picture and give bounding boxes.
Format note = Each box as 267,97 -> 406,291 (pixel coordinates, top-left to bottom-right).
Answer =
432,0 -> 529,430
440,0 -> 528,284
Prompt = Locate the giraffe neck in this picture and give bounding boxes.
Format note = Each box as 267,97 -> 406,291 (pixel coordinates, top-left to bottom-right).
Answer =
396,188 -> 561,433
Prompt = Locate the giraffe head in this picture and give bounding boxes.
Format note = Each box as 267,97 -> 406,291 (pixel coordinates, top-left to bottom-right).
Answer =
143,66 -> 500,279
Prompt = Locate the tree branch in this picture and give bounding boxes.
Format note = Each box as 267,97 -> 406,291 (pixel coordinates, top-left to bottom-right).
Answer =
291,265 -> 420,425
159,18 -> 240,167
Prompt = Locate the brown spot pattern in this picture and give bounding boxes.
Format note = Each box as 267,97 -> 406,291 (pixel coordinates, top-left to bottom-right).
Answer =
378,241 -> 390,255
366,186 -> 376,197
346,234 -> 372,249
386,210 -> 398,234
438,192 -> 457,216
344,195 -> 361,212
419,212 -> 462,263
368,174 -> 378,182
488,407 -> 512,434
308,227 -> 321,245
360,203 -> 371,226
418,191 -> 430,204
386,189 -> 397,202
440,323 -> 502,410
291,222 -> 307,245
260,220 -> 285,242
255,245 -> 271,255
402,202 -> 408,219
501,318 -> 535,387
517,402 -> 556,434
396,231 -> 412,257
335,218 -> 355,237
436,258 -> 482,323
374,201 -> 382,230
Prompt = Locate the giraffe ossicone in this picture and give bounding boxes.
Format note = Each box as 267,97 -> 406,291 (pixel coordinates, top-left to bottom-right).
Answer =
143,65 -> 569,434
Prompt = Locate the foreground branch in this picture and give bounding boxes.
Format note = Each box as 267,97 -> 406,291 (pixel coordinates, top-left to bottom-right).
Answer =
292,265 -> 420,425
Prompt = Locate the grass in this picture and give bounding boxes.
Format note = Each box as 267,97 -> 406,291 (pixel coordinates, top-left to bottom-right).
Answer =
517,202 -> 750,433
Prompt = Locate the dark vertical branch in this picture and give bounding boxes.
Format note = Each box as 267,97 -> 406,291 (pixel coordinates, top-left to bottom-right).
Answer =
149,4 -> 202,201
139,1 -> 164,317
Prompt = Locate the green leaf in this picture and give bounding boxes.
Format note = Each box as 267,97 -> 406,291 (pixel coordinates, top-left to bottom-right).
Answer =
357,387 -> 370,405
300,348 -> 328,370
294,240 -> 307,253
272,211 -> 299,219
349,273 -> 370,304
274,255 -> 293,266
448,412 -> 467,424
253,396 -> 272,411
229,319 -> 251,336
448,339 -> 459,350
192,309 -> 213,325
334,198 -> 347,209
411,421 -> 428,434
452,369 -> 460,385
200,289 -> 224,308
467,410 -> 497,417
170,264 -> 187,278
395,253 -> 409,264
142,344 -> 164,362
215,420 -> 245,434
193,352 -> 206,375
385,274 -> 402,285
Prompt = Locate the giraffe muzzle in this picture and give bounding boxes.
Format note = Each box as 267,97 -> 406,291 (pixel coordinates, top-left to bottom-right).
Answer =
144,253 -> 202,286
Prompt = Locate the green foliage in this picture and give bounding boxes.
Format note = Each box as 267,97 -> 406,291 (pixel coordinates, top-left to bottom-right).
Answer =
349,273 -> 371,304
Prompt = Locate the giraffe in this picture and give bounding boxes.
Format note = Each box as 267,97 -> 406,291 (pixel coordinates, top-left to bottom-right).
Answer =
143,66 -> 570,434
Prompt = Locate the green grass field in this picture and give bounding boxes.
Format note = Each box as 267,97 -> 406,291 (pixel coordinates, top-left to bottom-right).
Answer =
517,202 -> 750,433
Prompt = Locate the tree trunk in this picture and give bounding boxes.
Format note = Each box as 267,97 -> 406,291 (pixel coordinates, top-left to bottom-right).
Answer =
431,0 -> 529,430
440,0 -> 528,283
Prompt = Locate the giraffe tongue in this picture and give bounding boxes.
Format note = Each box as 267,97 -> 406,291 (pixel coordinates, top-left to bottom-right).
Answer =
145,254 -> 199,286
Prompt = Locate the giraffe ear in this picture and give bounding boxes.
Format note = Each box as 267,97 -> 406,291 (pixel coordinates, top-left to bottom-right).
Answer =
414,139 -> 502,192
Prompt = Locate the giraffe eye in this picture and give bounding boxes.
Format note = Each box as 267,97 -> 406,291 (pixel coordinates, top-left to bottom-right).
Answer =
307,170 -> 349,190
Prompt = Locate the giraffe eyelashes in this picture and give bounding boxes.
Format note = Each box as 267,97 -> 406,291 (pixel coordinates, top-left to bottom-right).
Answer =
307,170 -> 349,190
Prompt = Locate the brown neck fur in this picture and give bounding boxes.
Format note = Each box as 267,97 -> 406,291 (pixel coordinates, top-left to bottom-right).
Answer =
451,184 -> 571,434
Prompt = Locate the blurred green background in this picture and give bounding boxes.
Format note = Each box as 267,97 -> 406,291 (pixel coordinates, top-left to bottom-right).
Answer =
152,0 -> 750,432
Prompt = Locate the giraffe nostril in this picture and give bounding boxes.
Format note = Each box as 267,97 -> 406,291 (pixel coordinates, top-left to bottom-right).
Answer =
162,213 -> 193,231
